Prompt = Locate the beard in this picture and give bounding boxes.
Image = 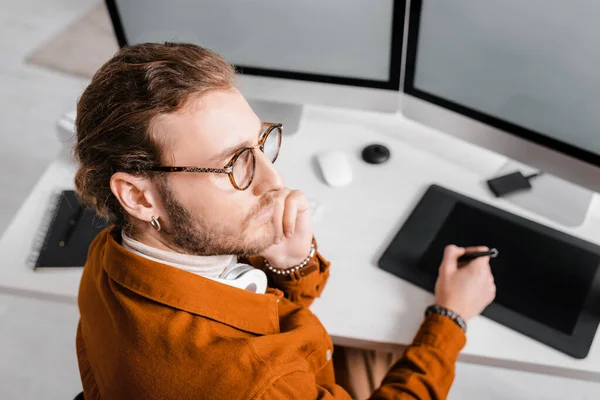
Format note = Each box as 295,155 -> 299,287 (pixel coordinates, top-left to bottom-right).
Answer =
155,178 -> 275,256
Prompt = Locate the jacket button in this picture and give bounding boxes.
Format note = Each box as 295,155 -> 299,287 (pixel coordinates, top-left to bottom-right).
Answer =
325,349 -> 332,362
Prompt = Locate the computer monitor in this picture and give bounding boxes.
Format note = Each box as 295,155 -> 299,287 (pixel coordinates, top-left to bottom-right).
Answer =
402,0 -> 600,226
105,0 -> 405,133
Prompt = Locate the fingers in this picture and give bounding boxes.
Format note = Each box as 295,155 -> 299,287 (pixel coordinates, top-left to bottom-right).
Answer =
464,256 -> 493,275
444,244 -> 466,259
460,246 -> 492,267
271,189 -> 289,244
282,194 -> 298,238
463,253 -> 494,292
282,191 -> 309,237
439,245 -> 466,274
464,246 -> 489,253
272,190 -> 309,244
488,275 -> 498,304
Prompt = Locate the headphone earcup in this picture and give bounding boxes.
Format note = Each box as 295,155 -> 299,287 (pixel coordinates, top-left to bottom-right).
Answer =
220,263 -> 268,293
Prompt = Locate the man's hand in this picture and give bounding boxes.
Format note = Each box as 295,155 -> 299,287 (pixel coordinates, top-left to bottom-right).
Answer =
434,245 -> 497,321
260,189 -> 314,269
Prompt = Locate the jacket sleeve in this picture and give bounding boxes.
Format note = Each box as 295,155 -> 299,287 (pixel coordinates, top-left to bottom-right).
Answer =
369,314 -> 466,400
260,314 -> 465,400
243,238 -> 330,308
259,371 -> 351,400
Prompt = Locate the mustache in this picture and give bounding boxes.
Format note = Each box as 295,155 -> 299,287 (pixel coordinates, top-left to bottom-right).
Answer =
255,192 -> 277,215
244,191 -> 279,225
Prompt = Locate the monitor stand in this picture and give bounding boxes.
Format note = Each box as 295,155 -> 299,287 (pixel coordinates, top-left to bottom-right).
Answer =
496,160 -> 594,227
248,99 -> 304,135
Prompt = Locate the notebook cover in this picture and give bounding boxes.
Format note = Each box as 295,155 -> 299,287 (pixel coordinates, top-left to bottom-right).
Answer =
33,190 -> 109,269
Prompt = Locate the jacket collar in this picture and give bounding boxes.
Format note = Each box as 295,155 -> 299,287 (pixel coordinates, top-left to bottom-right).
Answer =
98,228 -> 281,335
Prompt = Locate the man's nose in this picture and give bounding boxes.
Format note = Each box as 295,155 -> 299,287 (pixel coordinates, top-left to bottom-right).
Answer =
251,150 -> 284,194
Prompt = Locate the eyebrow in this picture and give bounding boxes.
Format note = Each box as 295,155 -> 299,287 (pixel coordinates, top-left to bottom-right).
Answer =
207,125 -> 263,165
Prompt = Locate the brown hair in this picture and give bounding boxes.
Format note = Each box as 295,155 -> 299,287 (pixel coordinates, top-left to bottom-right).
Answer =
74,42 -> 236,228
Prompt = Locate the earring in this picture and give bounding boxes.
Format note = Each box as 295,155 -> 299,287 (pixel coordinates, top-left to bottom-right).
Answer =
150,216 -> 161,232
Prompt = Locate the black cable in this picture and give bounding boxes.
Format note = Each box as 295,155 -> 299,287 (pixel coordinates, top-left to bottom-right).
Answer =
525,171 -> 544,181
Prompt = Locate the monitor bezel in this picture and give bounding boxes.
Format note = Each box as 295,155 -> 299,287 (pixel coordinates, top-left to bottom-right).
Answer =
105,0 -> 405,91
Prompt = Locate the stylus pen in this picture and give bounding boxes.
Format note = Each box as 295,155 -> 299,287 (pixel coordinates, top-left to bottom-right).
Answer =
457,248 -> 499,263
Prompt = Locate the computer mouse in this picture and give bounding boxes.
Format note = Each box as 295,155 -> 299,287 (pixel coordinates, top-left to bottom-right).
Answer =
362,144 -> 390,164
315,150 -> 353,188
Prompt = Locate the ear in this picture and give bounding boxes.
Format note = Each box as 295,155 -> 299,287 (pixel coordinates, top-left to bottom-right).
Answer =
110,172 -> 163,223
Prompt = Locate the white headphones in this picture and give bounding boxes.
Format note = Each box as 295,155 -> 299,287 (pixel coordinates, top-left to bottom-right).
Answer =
219,263 -> 268,294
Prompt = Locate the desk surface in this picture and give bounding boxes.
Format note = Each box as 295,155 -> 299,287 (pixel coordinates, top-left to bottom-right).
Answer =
2,105 -> 600,381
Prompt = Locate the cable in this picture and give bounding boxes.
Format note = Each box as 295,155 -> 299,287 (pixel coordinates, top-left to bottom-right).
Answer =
525,171 -> 544,181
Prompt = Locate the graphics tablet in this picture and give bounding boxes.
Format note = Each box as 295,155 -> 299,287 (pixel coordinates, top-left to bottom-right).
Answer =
378,185 -> 600,358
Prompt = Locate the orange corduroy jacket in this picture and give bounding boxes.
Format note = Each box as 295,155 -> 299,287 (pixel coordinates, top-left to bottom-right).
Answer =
76,228 -> 466,399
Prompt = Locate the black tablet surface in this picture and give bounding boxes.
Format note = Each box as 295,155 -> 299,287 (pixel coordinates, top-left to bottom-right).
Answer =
378,184 -> 600,358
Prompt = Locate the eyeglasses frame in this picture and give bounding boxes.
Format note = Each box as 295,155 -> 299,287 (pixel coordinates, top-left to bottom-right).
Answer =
145,122 -> 283,190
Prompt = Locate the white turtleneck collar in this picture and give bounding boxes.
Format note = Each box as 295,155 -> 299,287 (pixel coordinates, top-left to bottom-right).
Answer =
120,232 -> 268,294
121,232 -> 235,278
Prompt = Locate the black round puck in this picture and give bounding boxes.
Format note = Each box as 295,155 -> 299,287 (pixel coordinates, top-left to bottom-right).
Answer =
361,144 -> 391,164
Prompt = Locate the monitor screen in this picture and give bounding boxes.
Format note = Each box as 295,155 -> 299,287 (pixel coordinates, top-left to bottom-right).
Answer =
404,0 -> 600,167
107,0 -> 404,90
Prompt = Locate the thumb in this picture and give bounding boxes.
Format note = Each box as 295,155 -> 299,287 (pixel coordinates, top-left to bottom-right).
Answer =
440,245 -> 465,274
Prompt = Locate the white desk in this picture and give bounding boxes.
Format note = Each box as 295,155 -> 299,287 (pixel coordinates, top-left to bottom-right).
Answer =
2,105 -> 600,382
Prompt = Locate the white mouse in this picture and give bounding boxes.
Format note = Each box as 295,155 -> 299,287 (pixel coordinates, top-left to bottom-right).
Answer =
316,150 -> 353,188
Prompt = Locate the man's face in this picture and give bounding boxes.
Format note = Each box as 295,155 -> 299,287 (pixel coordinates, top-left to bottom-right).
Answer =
151,88 -> 285,256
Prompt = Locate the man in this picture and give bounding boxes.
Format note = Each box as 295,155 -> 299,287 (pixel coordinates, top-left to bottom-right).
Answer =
74,42 -> 496,399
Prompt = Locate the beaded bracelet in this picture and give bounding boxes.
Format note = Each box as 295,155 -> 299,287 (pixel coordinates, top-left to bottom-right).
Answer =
264,243 -> 316,275
425,304 -> 467,333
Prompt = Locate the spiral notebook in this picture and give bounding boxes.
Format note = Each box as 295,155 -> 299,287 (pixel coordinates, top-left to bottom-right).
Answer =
32,190 -> 109,269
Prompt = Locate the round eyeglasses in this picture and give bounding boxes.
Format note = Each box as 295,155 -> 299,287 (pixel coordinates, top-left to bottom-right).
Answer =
144,122 -> 282,190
